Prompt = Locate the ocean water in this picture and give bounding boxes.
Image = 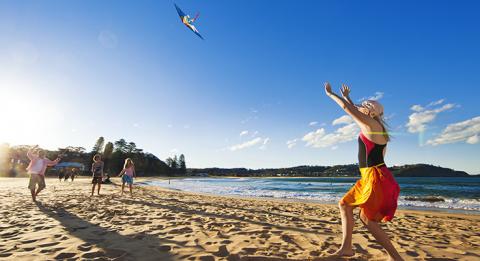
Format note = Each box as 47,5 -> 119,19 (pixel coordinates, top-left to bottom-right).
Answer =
141,177 -> 480,213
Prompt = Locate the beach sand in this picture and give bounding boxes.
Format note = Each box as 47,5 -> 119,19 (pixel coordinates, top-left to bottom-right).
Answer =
0,177 -> 479,261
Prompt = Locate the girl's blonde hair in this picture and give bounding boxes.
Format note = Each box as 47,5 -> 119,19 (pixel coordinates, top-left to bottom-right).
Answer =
124,158 -> 134,169
374,114 -> 391,142
93,154 -> 101,162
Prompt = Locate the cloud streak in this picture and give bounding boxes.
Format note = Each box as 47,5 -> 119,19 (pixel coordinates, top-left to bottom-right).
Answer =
302,115 -> 358,148
406,102 -> 455,133
427,116 -> 480,145
286,139 -> 298,149
230,137 -> 269,151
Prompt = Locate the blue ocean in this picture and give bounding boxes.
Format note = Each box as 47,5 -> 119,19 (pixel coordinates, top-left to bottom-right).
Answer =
142,177 -> 480,213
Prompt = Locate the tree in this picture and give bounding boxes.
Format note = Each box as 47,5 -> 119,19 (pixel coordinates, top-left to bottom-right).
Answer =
126,142 -> 137,154
179,154 -> 186,174
103,142 -> 114,159
103,142 -> 114,172
165,157 -> 174,168
114,139 -> 127,153
91,137 -> 105,154
172,155 -> 178,170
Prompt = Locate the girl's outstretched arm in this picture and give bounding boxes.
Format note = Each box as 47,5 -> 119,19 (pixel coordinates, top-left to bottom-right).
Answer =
324,82 -> 374,129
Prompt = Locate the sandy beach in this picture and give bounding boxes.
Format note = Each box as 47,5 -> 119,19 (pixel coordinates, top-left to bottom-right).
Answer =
1,177 -> 479,261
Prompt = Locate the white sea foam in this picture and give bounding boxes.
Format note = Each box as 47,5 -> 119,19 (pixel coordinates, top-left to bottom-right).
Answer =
144,178 -> 480,212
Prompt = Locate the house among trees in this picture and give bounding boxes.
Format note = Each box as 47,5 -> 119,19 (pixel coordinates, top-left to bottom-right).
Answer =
52,162 -> 86,172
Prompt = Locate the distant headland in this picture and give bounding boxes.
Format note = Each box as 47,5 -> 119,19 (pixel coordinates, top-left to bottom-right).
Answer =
188,164 -> 478,178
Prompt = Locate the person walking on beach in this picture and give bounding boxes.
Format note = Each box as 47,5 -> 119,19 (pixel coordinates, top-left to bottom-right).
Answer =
63,168 -> 70,181
118,158 -> 136,197
70,167 -> 77,182
58,167 -> 65,182
324,83 -> 402,260
91,154 -> 104,196
26,145 -> 61,202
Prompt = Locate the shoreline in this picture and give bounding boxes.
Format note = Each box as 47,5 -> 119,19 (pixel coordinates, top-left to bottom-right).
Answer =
138,176 -> 480,216
143,181 -> 480,217
1,177 -> 479,260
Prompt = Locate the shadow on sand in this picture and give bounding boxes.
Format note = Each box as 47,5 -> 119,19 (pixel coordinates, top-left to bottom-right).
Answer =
36,202 -> 176,261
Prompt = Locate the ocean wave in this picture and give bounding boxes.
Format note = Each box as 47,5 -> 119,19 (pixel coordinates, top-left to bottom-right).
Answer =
404,196 -> 445,202
142,178 -> 480,212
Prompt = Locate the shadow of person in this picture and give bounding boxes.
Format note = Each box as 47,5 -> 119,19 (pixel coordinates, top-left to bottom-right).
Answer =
35,202 -> 175,261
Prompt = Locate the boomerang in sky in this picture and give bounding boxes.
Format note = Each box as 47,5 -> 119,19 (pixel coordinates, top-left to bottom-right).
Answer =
174,4 -> 204,40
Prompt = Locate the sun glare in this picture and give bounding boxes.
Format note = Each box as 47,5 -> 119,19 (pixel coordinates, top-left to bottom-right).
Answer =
0,87 -> 60,147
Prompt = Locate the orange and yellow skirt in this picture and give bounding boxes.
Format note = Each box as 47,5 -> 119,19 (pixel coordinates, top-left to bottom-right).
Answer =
340,164 -> 400,222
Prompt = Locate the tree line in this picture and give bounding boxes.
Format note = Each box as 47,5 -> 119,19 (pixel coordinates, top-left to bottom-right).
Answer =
0,137 -> 187,177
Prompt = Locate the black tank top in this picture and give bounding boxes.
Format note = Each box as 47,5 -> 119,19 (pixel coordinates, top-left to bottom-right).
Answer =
358,132 -> 386,168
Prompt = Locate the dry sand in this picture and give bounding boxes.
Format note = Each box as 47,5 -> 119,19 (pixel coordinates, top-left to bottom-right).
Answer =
0,177 -> 479,261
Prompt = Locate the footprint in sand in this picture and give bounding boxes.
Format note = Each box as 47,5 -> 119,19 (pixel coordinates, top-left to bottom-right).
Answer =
199,255 -> 215,261
20,239 -> 37,244
54,252 -> 76,259
38,242 -> 60,248
40,247 -> 65,254
82,251 -> 105,259
241,247 -> 257,255
77,244 -> 92,251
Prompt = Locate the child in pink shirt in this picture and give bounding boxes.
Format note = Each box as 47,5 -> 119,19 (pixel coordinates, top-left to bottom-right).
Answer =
26,145 -> 61,202
118,158 -> 136,197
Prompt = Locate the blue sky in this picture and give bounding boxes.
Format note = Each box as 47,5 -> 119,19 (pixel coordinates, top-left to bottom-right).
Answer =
1,0 -> 479,173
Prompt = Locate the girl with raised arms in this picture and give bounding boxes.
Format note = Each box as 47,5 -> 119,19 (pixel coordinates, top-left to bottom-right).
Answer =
324,82 -> 403,261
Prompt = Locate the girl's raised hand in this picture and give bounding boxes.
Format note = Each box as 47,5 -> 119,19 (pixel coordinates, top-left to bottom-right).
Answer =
324,82 -> 333,96
340,84 -> 350,97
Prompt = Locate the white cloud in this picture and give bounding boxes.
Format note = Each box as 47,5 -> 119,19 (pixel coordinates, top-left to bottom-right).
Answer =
230,137 -> 269,151
302,114 -> 359,148
286,139 -> 298,149
240,130 -> 249,137
332,115 -> 354,126
410,105 -> 424,112
309,121 -> 318,126
259,138 -> 270,150
170,148 -> 179,153
467,135 -> 479,144
251,131 -> 259,137
369,92 -> 384,100
428,99 -> 445,107
406,103 -> 455,133
359,92 -> 384,101
426,116 -> 480,146
302,123 -> 359,148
